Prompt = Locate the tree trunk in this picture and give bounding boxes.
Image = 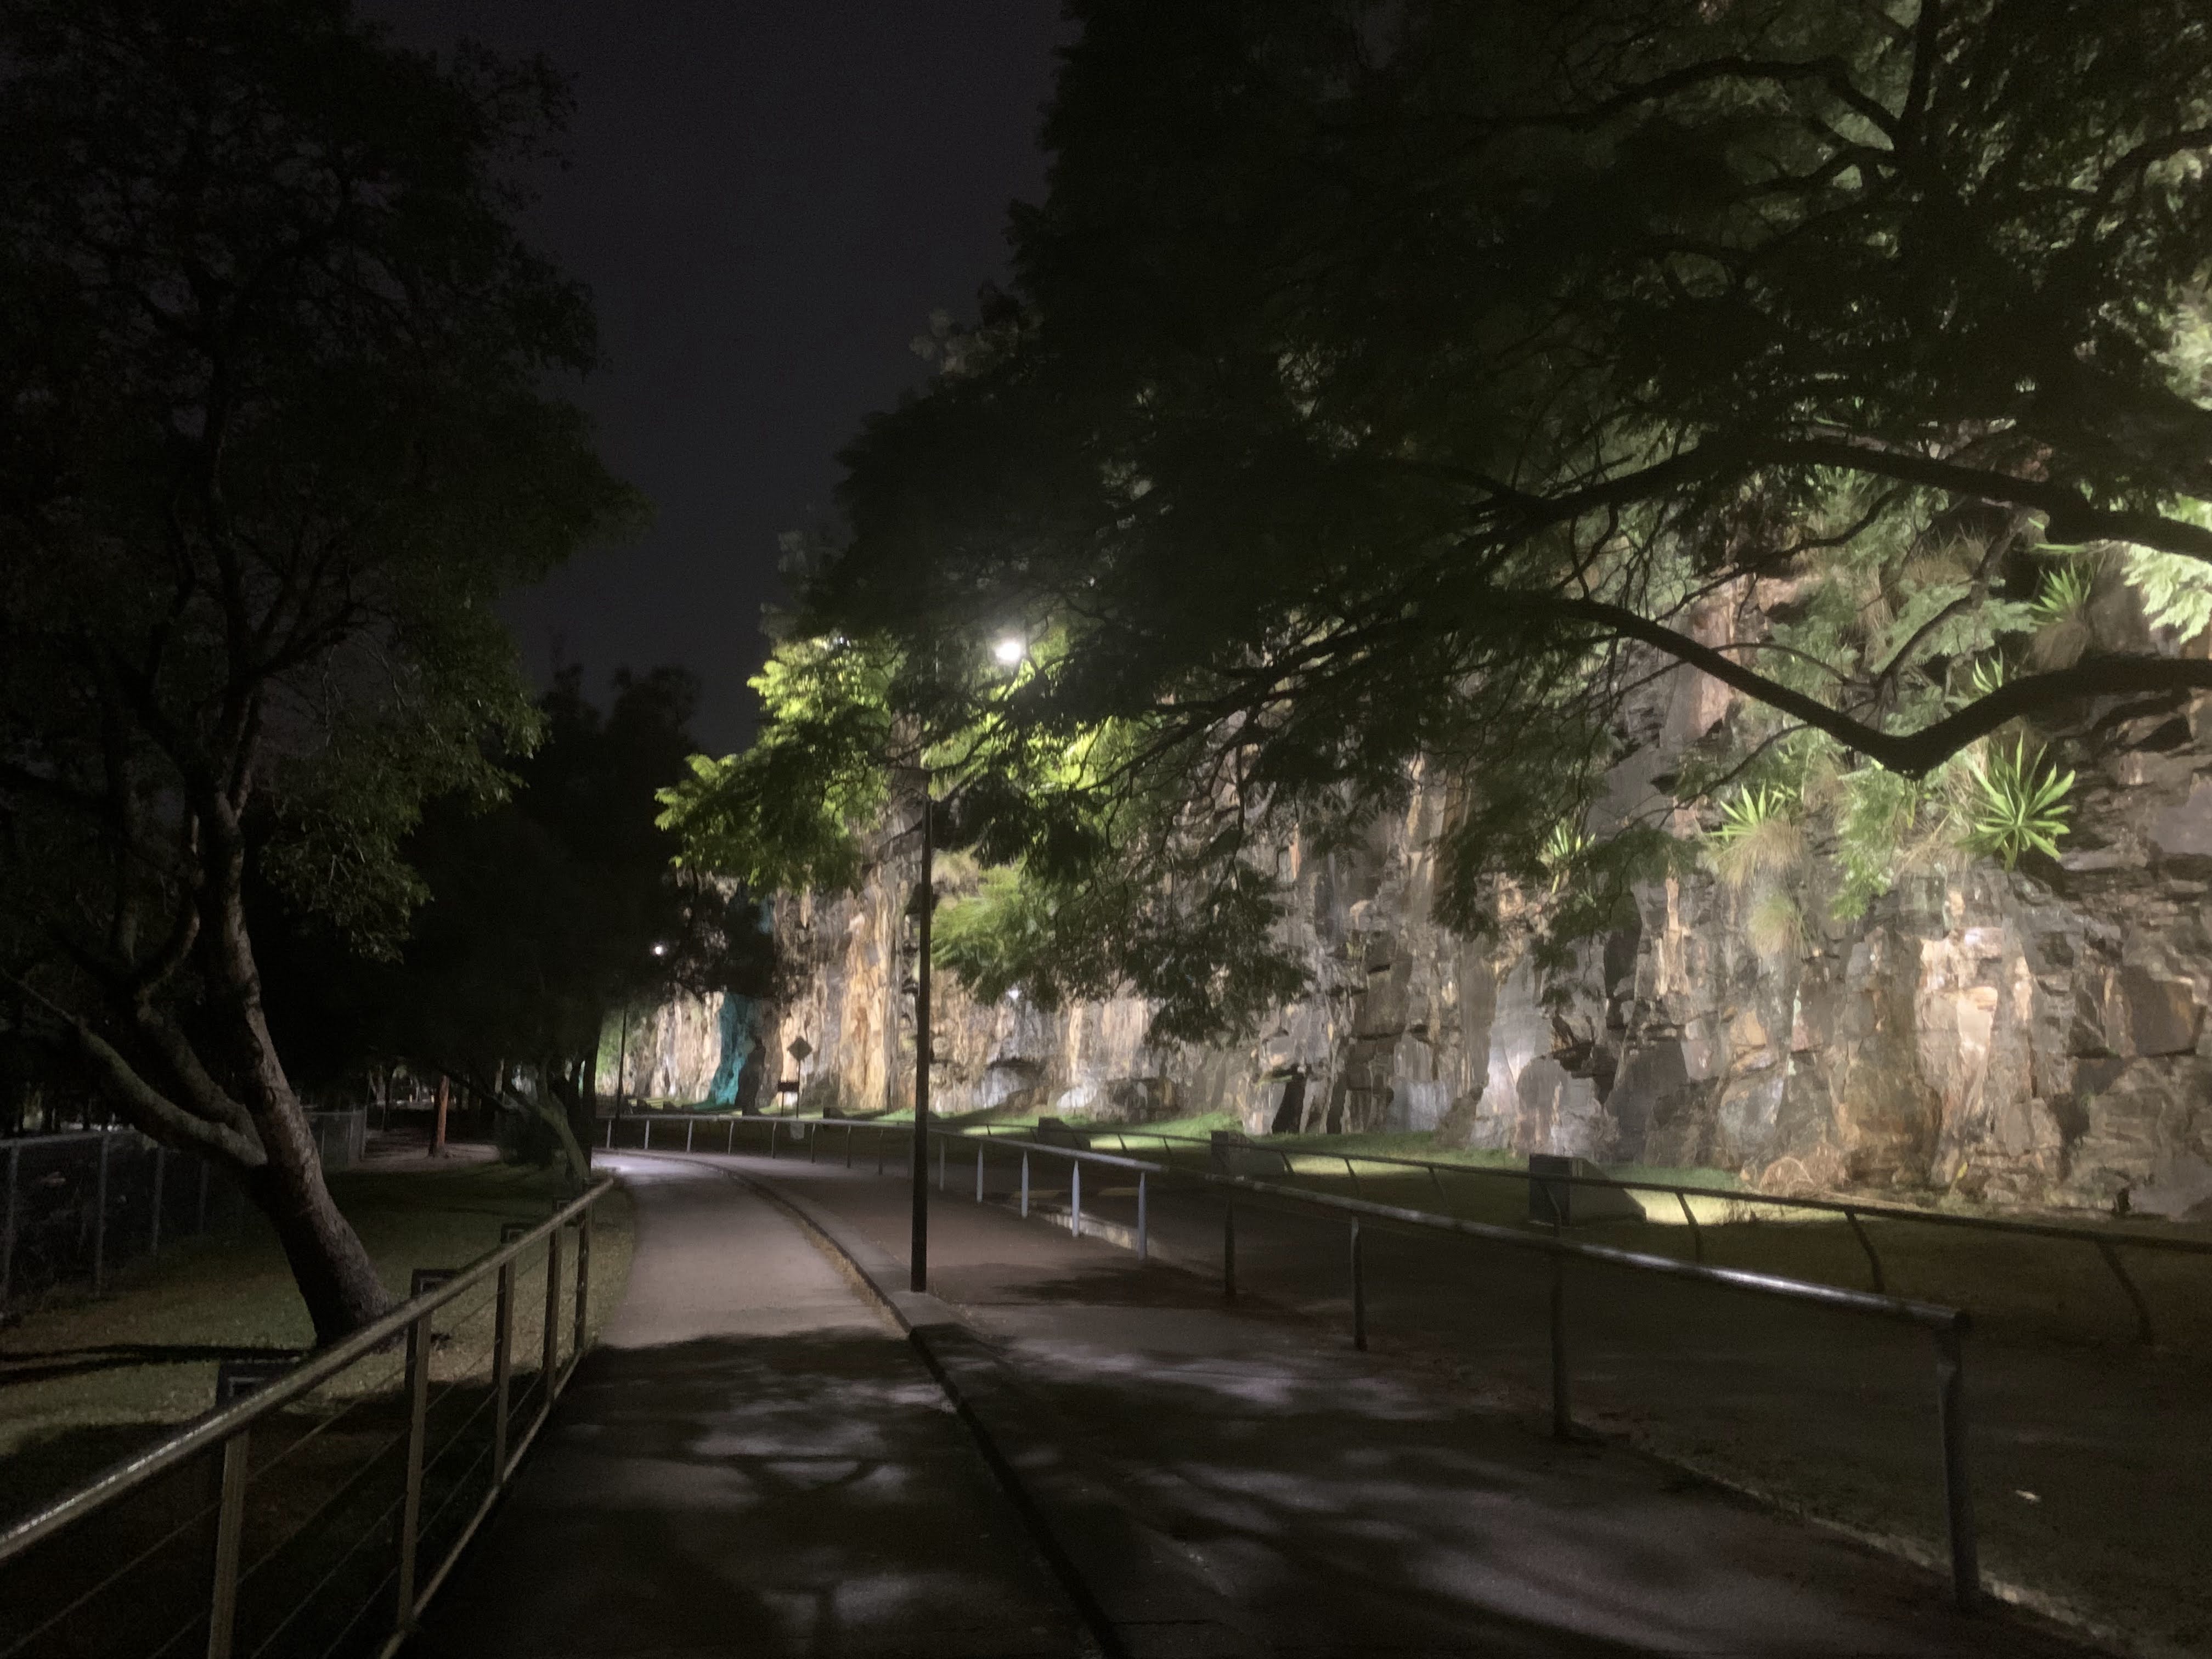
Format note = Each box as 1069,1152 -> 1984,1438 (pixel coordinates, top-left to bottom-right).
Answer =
247,1095 -> 391,1345
533,1058 -> 592,1190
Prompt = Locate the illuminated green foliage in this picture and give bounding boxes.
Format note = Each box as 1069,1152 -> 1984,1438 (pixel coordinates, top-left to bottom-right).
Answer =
1962,743 -> 2076,869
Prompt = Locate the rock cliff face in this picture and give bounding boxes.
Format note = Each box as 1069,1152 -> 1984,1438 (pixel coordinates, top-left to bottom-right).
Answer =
755,637 -> 2212,1221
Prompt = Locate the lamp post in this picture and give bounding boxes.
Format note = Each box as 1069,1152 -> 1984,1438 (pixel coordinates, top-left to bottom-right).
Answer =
907,636 -> 1022,1294
910,787 -> 933,1293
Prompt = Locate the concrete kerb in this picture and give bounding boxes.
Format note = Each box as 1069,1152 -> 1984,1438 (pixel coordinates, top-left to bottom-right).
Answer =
726,1163 -> 1267,1659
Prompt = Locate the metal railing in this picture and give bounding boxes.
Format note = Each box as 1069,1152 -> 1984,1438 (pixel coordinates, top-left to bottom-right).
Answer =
936,1128 -> 1985,1612
0,1178 -> 613,1659
966,1120 -> 2208,1347
600,1108 -> 2210,1344
603,1110 -> 1980,1609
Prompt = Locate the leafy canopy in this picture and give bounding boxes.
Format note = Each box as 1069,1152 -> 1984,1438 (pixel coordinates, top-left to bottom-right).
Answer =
681,0 -> 2212,1028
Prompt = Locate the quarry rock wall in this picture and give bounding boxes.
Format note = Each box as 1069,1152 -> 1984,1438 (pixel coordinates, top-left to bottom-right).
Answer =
751,592 -> 2212,1220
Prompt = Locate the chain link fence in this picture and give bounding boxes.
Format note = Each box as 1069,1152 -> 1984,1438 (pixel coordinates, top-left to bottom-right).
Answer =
0,1111 -> 367,1317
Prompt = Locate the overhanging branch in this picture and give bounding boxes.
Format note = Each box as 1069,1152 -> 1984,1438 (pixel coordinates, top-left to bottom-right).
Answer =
1540,595 -> 2212,775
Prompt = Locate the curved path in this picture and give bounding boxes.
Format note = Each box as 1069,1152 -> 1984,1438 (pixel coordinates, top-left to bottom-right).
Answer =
411,1149 -> 2106,1659
407,1154 -> 1081,1658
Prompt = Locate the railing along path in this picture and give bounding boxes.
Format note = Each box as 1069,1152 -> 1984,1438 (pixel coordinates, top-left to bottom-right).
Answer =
610,1111 -> 1995,1608
0,1179 -> 614,1659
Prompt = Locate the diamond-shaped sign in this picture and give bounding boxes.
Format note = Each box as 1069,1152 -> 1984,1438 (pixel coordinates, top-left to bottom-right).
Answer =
787,1036 -> 814,1063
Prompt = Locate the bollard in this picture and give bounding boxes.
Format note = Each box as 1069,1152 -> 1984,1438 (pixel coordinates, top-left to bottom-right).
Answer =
1020,1150 -> 1030,1218
642,1118 -> 651,1152
1137,1171 -> 1149,1262
975,1143 -> 985,1203
769,1120 -> 778,1159
1934,1324 -> 1980,1611
685,1119 -> 695,1153
1071,1159 -> 1083,1239
1549,1247 -> 1571,1441
1350,1218 -> 1367,1351
605,1118 -> 614,1149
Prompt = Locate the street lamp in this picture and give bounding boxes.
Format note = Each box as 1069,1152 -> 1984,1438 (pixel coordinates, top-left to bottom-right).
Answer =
992,635 -> 1025,666
910,780 -> 934,1291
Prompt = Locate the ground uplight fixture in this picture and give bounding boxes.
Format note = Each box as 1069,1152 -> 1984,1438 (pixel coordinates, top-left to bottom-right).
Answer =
992,636 -> 1025,665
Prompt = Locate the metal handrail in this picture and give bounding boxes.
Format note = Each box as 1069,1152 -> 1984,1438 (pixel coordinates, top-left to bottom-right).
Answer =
932,1127 -> 1982,1611
605,1110 -> 1988,1607
0,1176 -> 613,1658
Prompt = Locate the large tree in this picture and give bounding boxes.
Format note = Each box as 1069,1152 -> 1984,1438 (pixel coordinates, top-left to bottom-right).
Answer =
676,0 -> 2212,1034
0,0 -> 637,1338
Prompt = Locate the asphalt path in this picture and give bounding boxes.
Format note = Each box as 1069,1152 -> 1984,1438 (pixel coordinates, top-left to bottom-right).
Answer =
407,1153 -> 1082,1659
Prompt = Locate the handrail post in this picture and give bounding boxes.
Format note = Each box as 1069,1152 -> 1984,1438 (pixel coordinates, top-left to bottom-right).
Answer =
1549,1246 -> 1572,1441
1844,1207 -> 1886,1291
685,1119 -> 695,1153
1223,1198 -> 1237,1300
1350,1219 -> 1367,1351
847,1123 -> 855,1167
1676,1190 -> 1705,1261
1137,1171 -> 1149,1262
604,1117 -> 613,1149
642,1117 -> 651,1152
540,1224 -> 563,1419
1071,1158 -> 1082,1239
975,1142 -> 985,1202
877,1126 -> 886,1176
395,1306 -> 432,1632
492,1254 -> 516,1479
1934,1323 -> 1980,1611
205,1427 -> 250,1659
769,1119 -> 778,1159
809,1122 -> 818,1163
1020,1150 -> 1030,1218
572,1198 -> 592,1365
2094,1238 -> 2156,1346
727,1118 -> 736,1153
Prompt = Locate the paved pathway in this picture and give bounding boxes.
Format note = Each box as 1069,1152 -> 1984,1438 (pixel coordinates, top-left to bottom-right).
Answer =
413,1147 -> 2110,1658
707,1150 -> 2100,1658
408,1154 -> 1082,1658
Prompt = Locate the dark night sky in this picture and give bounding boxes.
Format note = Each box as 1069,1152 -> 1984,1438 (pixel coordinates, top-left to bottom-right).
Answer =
360,3 -> 1070,752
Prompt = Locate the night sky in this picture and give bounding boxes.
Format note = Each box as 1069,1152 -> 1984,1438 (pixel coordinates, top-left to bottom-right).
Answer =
360,3 -> 1070,752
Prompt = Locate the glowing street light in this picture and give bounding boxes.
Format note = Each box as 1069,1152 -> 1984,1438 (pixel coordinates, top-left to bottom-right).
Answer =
992,636 -> 1025,667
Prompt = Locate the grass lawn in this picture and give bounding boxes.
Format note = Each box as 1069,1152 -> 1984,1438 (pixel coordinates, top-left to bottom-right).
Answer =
0,1158 -> 636,1523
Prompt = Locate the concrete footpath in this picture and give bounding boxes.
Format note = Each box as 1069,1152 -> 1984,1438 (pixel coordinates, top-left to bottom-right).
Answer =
408,1154 -> 1084,1658
716,1152 -> 2104,1659
416,1150 -> 2104,1658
